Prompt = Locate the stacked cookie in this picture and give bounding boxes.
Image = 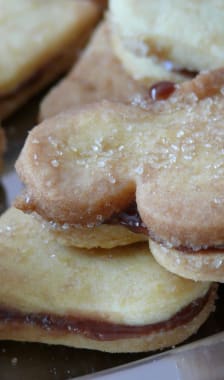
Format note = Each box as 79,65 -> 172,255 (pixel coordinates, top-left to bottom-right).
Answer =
0,208 -> 215,352
1,0 -> 224,353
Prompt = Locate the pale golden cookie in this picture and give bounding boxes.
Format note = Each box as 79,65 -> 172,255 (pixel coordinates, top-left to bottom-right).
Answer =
150,241 -> 224,282
16,69 -> 224,257
39,22 -> 149,121
38,212 -> 147,249
0,0 -> 100,119
109,0 -> 224,81
0,208 -> 215,352
111,25 -> 192,85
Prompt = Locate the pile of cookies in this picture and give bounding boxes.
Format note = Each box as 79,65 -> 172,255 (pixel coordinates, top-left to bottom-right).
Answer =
0,0 -> 224,353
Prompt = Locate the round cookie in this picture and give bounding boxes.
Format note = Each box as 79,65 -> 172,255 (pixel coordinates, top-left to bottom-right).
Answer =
0,208 -> 215,352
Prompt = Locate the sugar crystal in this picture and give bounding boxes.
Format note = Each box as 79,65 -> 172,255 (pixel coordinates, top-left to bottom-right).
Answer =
51,159 -> 59,168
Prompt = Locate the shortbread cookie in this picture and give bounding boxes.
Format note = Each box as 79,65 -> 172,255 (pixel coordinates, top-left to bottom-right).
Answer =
0,208 -> 215,352
109,0 -> 224,82
16,69 -> 224,256
0,0 -> 100,119
39,22 -> 149,121
150,241 -> 224,282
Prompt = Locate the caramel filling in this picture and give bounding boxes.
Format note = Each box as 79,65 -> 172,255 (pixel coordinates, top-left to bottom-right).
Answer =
0,287 -> 212,341
149,81 -> 176,101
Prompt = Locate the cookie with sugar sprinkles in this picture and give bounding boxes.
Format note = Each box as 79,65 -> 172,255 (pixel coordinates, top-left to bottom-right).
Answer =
0,207 -> 216,352
15,68 -> 224,281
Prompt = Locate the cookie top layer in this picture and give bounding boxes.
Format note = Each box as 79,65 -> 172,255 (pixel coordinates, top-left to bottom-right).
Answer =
16,69 -> 224,249
0,208 -> 210,326
0,0 -> 99,95
110,21 -> 193,84
110,0 -> 224,71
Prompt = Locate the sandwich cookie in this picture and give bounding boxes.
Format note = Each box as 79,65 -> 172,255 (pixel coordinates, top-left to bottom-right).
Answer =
0,208 -> 215,352
15,69 -> 224,281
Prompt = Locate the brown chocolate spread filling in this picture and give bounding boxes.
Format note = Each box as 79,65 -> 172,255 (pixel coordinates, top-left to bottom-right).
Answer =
0,287 -> 212,341
106,202 -> 224,254
106,201 -> 148,235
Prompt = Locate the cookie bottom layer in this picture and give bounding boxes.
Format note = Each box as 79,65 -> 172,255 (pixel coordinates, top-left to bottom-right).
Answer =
0,285 -> 216,353
150,241 -> 224,282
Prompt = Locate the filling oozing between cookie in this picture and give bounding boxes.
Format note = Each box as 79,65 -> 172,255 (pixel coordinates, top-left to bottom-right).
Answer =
0,286 -> 213,341
106,202 -> 224,253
